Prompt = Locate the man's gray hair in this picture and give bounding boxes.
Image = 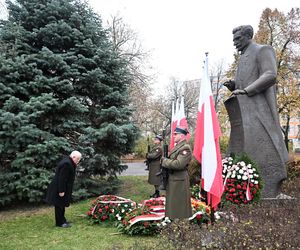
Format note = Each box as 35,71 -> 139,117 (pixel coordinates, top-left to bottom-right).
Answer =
70,150 -> 82,158
232,25 -> 254,39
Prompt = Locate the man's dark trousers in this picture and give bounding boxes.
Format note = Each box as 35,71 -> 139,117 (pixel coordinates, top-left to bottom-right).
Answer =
55,206 -> 66,226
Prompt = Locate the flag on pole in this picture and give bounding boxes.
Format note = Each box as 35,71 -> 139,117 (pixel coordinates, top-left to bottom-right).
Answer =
193,53 -> 223,209
177,96 -> 190,141
169,100 -> 178,150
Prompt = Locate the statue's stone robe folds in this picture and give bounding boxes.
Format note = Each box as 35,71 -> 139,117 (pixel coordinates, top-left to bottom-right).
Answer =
224,42 -> 288,198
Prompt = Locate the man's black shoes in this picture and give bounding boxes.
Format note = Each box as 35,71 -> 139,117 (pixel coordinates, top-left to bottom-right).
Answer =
57,222 -> 71,228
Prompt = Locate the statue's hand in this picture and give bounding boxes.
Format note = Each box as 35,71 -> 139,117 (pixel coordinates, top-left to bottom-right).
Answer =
223,80 -> 235,91
231,89 -> 247,96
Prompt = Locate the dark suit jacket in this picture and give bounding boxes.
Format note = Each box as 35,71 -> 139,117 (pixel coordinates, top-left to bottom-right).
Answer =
45,156 -> 76,207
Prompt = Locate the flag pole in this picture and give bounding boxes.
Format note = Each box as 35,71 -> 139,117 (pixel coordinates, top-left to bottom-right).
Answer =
205,52 -> 215,224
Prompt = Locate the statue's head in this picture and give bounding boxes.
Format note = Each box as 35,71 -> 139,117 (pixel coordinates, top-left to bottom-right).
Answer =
232,25 -> 253,53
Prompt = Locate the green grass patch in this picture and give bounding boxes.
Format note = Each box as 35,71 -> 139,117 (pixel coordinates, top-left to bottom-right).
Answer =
0,176 -> 157,250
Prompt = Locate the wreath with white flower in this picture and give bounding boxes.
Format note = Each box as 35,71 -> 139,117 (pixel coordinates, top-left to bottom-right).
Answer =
87,195 -> 136,223
222,154 -> 263,204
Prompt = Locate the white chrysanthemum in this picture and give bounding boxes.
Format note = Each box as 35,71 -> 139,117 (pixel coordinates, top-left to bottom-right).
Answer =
236,166 -> 240,170
222,175 -> 225,178
214,212 -> 221,220
231,174 -> 236,178
251,179 -> 255,183
242,166 -> 247,171
242,175 -> 248,180
247,164 -> 252,168
253,168 -> 256,172
124,204 -> 128,207
240,161 -> 246,167
238,169 -> 244,174
248,169 -> 253,174
249,175 -> 253,179
165,217 -> 171,223
229,161 -> 232,165
254,180 -> 258,184
237,175 -> 241,179
232,170 -> 236,175
121,209 -> 125,213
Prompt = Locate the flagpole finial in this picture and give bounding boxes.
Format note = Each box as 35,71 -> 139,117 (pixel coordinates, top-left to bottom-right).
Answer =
205,52 -> 209,57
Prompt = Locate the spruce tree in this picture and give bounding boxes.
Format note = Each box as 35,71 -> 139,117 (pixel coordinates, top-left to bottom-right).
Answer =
0,0 -> 137,206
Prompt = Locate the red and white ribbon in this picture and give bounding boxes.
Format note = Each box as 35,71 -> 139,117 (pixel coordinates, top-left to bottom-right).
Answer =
129,213 -> 165,226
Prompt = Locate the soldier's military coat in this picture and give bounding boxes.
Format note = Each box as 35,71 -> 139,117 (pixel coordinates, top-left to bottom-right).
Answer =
147,145 -> 163,185
161,139 -> 192,219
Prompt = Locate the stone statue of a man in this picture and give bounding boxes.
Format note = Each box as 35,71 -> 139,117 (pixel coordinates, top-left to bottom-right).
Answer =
224,25 -> 288,198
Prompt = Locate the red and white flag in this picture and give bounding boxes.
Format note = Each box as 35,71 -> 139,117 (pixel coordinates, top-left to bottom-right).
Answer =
177,96 -> 190,141
169,100 -> 177,150
193,54 -> 223,209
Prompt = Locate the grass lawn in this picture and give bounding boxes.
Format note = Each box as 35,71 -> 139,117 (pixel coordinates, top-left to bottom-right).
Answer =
0,176 -> 157,250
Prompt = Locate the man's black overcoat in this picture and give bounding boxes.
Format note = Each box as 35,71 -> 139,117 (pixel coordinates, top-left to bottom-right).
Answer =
45,156 -> 76,207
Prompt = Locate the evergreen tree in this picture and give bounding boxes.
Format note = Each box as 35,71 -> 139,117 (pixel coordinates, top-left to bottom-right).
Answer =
0,0 -> 137,206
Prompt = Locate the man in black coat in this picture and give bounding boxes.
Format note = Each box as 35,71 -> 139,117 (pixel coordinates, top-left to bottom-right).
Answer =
45,151 -> 82,228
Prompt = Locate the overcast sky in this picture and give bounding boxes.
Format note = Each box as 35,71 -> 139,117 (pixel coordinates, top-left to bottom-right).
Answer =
87,0 -> 298,93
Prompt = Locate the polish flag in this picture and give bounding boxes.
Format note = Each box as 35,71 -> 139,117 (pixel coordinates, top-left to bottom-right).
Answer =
193,54 -> 223,209
177,96 -> 190,141
169,100 -> 178,150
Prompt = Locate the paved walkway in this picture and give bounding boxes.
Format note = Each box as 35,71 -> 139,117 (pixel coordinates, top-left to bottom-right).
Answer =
118,161 -> 148,176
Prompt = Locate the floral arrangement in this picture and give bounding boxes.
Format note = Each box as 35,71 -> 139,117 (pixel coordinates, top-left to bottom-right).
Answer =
142,197 -> 165,214
189,198 -> 211,225
87,194 -> 216,235
87,195 -> 136,223
190,184 -> 201,200
116,206 -> 163,235
222,154 -> 263,204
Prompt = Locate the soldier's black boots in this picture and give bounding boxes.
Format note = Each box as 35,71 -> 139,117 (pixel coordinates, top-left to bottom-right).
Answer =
151,190 -> 160,198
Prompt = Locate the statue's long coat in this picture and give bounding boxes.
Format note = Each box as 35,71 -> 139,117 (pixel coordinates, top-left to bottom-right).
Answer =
161,140 -> 192,219
225,41 -> 288,197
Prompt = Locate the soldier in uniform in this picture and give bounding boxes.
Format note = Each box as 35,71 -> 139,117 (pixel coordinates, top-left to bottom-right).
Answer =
161,127 -> 192,219
146,134 -> 163,198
